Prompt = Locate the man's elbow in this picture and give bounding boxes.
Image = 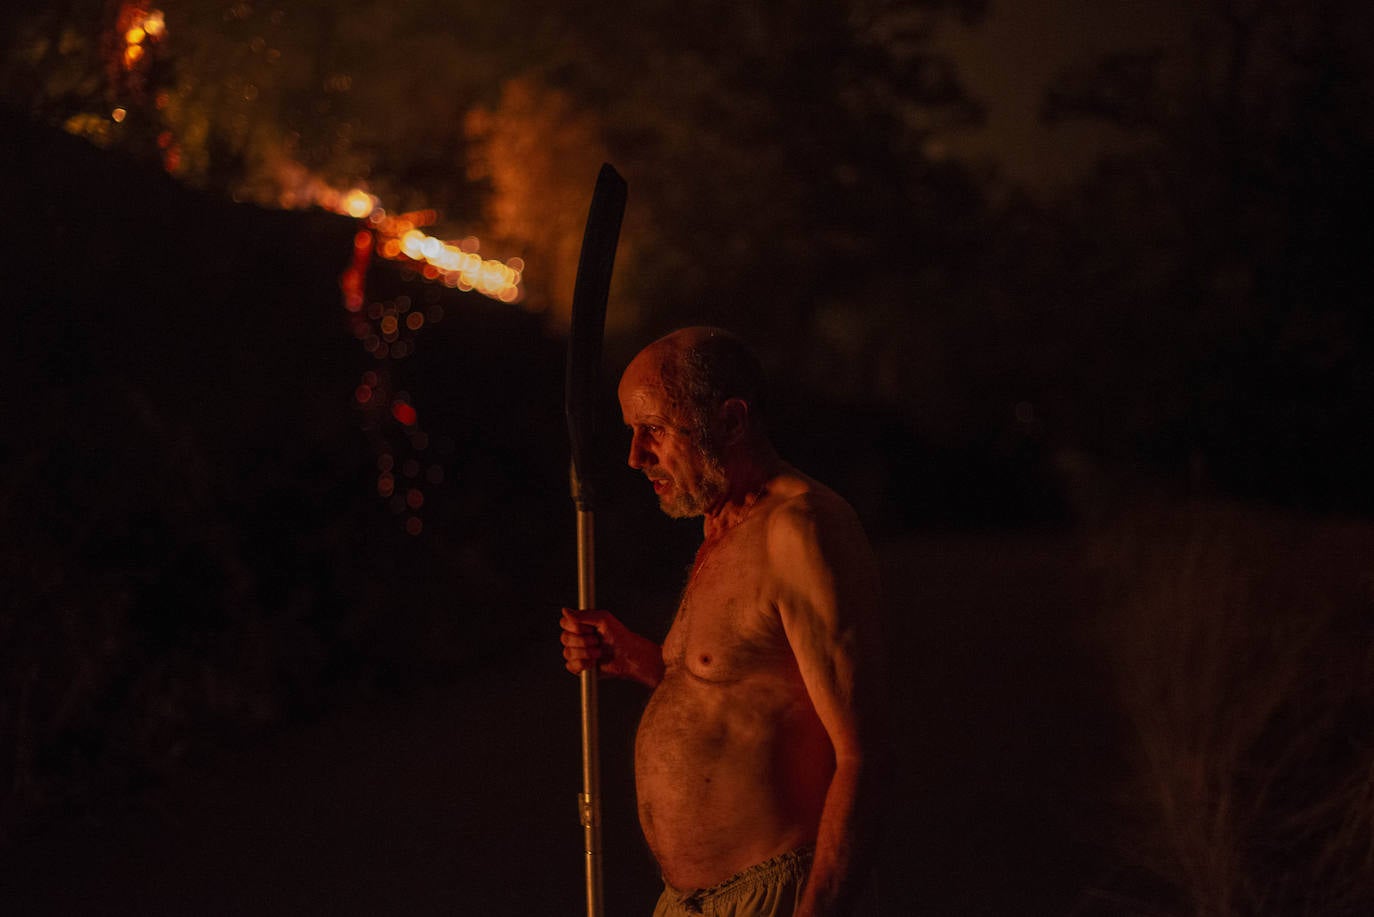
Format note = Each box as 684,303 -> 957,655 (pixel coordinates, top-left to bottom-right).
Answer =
834,733 -> 889,796
830,741 -> 881,782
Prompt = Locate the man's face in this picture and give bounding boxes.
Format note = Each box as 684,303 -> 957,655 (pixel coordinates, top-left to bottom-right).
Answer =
618,355 -> 727,519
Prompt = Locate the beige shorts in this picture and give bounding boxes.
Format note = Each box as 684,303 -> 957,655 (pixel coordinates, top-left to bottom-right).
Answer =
651,847 -> 813,917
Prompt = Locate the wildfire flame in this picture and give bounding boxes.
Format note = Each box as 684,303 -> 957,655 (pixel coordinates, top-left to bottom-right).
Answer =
105,6 -> 523,306
84,4 -> 525,539
324,193 -> 523,304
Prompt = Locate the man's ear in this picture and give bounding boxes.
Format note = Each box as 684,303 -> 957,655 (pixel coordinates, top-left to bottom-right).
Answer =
717,398 -> 749,446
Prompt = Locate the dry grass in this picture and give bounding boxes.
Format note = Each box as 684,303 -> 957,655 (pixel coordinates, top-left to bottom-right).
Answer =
1089,500 -> 1374,915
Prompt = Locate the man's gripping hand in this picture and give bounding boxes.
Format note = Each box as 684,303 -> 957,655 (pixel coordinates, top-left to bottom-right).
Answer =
560,608 -> 665,689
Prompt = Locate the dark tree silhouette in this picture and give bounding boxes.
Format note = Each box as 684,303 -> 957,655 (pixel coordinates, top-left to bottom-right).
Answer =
1030,0 -> 1374,511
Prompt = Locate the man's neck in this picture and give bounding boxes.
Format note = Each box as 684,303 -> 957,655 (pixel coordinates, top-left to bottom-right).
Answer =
701,447 -> 783,541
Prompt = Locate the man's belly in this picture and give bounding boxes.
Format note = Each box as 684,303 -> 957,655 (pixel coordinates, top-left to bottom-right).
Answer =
634,671 -> 834,890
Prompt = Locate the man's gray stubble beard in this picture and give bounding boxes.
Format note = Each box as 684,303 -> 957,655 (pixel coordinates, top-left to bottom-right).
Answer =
660,446 -> 728,519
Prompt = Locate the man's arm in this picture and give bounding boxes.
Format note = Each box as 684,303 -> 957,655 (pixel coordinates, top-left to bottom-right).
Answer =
560,607 -> 665,689
770,494 -> 885,917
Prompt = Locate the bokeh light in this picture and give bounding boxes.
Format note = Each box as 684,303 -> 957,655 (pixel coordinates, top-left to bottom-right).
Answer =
340,213 -> 522,305
343,189 -> 376,219
118,6 -> 164,74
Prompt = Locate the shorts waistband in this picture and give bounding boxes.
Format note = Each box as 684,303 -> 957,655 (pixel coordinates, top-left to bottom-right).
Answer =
667,845 -> 815,908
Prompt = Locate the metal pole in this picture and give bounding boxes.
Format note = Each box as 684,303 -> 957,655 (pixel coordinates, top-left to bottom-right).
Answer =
564,163 -> 624,917
576,507 -> 603,917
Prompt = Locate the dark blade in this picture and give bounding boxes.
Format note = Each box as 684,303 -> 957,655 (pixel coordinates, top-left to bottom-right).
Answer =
565,164 -> 628,510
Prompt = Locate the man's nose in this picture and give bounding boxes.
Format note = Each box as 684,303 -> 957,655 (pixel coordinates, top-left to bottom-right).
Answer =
627,431 -> 651,469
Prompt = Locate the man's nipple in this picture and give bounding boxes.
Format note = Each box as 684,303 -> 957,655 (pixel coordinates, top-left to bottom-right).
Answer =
698,653 -> 713,667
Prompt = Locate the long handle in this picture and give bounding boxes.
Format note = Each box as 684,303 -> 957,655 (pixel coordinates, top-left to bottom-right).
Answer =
565,163 -> 625,917
576,507 -> 603,917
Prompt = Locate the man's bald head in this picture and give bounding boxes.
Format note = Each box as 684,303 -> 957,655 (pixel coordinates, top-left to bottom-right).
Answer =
628,327 -> 768,449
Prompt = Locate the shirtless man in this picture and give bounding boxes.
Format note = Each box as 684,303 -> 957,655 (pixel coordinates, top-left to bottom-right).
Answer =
560,327 -> 884,917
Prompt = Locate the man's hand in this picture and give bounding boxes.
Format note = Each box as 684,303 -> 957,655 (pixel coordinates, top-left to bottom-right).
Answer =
560,608 -> 665,688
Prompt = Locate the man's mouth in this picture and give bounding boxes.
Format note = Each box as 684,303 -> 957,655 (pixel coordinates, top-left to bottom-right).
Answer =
648,476 -> 671,494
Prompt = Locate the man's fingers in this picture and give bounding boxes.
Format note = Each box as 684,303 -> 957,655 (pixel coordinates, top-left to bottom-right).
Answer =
559,607 -> 616,676
560,611 -> 592,635
563,645 -> 611,672
561,608 -> 608,636
562,636 -> 612,659
561,627 -> 603,648
562,636 -> 600,653
562,607 -> 609,622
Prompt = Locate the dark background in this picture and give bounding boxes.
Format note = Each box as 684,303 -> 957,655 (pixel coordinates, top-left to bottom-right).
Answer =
2,1 -> 1372,914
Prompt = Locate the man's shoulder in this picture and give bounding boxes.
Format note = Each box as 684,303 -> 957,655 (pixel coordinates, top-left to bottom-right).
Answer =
764,470 -> 867,545
761,470 -> 881,617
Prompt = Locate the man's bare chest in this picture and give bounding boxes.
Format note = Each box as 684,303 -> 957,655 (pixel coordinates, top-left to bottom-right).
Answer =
662,534 -> 791,681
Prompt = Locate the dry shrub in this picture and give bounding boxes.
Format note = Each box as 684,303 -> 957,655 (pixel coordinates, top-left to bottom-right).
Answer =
1091,500 -> 1374,915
